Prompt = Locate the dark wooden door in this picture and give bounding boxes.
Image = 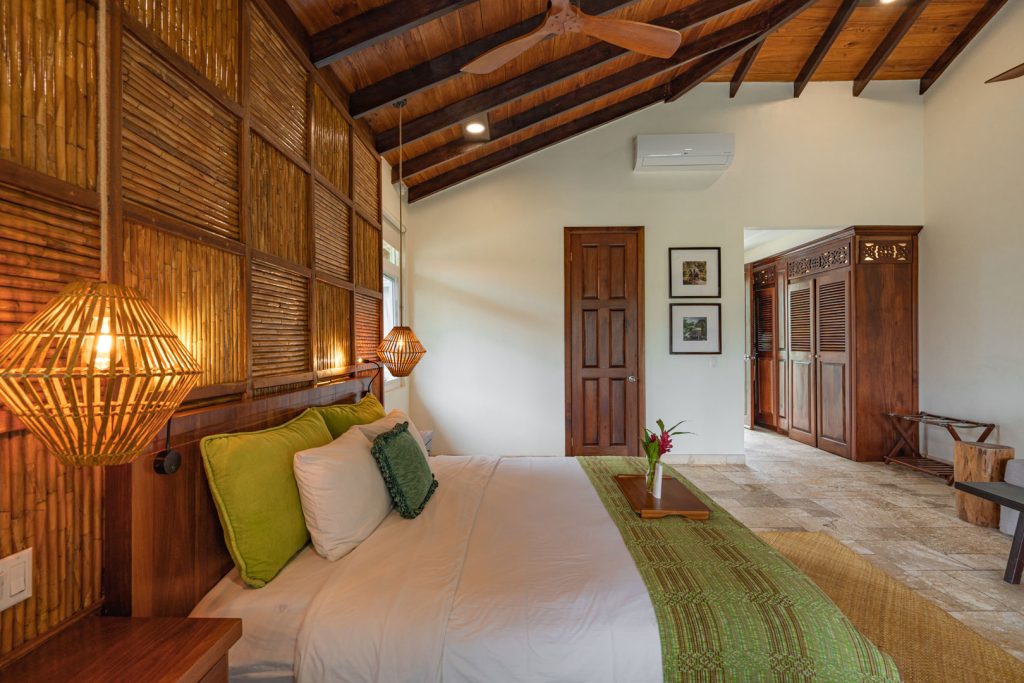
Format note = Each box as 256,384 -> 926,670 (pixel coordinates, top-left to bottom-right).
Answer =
565,228 -> 644,456
814,269 -> 851,457
743,264 -> 755,429
775,267 -> 789,434
754,287 -> 777,428
787,279 -> 816,446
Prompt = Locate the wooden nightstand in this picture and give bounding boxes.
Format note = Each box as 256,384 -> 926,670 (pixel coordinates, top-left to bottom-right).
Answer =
0,617 -> 242,682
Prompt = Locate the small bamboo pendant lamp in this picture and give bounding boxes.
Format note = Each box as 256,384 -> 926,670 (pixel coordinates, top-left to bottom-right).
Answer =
0,281 -> 202,467
378,99 -> 425,378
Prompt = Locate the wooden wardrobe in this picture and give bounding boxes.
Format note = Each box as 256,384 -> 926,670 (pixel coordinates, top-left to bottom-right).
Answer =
746,227 -> 920,462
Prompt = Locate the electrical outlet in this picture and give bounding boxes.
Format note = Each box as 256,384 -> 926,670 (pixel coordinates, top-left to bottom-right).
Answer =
0,548 -> 32,612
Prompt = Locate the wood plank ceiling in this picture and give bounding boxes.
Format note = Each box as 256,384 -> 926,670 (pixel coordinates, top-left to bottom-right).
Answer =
284,0 -> 1005,201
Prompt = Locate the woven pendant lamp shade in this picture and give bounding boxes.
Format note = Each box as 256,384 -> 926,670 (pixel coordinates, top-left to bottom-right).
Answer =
376,326 -> 425,378
0,281 -> 202,467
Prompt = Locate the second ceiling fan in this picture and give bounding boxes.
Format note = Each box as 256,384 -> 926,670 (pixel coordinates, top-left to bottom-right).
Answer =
462,0 -> 683,75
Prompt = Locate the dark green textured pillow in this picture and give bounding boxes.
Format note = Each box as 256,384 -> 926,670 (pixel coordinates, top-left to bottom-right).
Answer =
371,423 -> 438,519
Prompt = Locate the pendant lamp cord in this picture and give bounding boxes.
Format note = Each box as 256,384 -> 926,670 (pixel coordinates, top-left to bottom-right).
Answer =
396,99 -> 407,327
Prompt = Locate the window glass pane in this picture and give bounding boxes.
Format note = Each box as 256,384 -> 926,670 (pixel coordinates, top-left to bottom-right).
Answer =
383,240 -> 400,267
382,275 -> 398,382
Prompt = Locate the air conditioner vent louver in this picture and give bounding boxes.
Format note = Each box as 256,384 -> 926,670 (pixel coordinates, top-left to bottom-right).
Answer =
634,134 -> 734,172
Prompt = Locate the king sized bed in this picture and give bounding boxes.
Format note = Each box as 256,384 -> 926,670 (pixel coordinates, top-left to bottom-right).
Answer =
193,454 -> 899,682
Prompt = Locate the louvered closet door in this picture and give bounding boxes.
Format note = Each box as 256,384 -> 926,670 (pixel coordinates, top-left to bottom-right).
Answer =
754,287 -> 777,428
815,269 -> 851,458
787,280 -> 816,446
776,268 -> 788,434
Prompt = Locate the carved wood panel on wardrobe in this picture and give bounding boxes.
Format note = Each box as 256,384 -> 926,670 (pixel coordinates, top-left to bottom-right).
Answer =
0,0 -> 385,659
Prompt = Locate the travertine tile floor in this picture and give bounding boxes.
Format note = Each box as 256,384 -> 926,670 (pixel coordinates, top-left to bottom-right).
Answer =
672,429 -> 1024,662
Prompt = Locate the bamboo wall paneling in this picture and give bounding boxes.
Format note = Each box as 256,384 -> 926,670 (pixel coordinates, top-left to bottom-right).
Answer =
315,281 -> 353,377
122,221 -> 247,390
354,293 -> 382,363
249,133 -> 310,266
121,34 -> 239,240
313,182 -> 352,282
312,84 -> 351,195
121,0 -> 240,100
249,4 -> 308,159
251,259 -> 312,381
0,432 -> 103,661
354,215 -> 382,292
0,0 -> 99,190
353,136 -> 381,221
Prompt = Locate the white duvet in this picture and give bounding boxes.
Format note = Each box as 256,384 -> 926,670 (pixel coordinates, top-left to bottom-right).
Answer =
196,456 -> 662,682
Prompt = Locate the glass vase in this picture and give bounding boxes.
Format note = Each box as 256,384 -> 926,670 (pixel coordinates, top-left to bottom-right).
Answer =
646,460 -> 663,499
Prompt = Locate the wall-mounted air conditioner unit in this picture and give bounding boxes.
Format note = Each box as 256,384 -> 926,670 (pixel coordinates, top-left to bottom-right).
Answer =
634,134 -> 734,172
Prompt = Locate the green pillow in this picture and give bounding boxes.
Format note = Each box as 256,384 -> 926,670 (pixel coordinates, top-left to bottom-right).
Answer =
311,394 -> 386,439
371,423 -> 438,519
201,409 -> 332,587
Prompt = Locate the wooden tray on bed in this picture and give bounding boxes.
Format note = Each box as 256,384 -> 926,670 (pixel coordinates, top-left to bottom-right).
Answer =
614,475 -> 711,520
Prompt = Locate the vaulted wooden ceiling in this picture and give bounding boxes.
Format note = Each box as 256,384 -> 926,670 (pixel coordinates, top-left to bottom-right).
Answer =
284,0 -> 1006,201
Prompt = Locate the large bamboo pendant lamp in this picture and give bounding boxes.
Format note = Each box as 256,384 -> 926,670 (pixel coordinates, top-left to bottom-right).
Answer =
0,281 -> 202,467
377,99 -> 425,378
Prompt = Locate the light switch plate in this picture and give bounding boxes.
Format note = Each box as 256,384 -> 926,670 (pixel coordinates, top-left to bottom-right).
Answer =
0,548 -> 33,612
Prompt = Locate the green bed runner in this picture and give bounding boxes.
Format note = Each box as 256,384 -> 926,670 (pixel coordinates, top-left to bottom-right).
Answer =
578,457 -> 900,683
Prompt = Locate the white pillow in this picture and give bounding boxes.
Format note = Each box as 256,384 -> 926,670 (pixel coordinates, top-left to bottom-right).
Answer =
293,427 -> 393,561
358,410 -> 430,457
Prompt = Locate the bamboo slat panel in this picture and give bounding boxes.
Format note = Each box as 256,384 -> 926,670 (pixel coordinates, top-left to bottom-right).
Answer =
252,380 -> 313,399
315,281 -> 352,377
251,259 -> 310,379
0,183 -> 101,340
312,85 -> 350,194
0,432 -> 103,658
249,6 -> 307,159
352,137 -> 380,220
250,133 -> 309,266
354,294 -> 381,363
354,216 -> 381,292
122,221 -> 247,388
121,0 -> 239,99
0,0 -> 98,189
313,183 -> 351,283
122,34 -> 240,240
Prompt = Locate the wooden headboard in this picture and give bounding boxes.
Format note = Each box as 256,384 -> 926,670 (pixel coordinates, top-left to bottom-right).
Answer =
103,377 -> 375,617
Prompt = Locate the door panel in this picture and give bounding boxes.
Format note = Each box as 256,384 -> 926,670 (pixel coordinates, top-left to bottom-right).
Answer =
787,280 -> 816,445
815,270 -> 851,457
566,229 -> 643,456
776,267 -> 788,433
754,286 -> 776,428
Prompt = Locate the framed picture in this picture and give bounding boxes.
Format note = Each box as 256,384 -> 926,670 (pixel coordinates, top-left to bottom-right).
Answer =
670,303 -> 721,355
669,247 -> 720,298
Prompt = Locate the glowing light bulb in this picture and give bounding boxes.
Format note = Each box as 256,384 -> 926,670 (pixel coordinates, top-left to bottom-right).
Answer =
465,122 -> 486,135
95,319 -> 113,372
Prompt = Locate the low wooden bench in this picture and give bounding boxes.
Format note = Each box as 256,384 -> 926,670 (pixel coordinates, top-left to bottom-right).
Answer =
954,481 -> 1024,584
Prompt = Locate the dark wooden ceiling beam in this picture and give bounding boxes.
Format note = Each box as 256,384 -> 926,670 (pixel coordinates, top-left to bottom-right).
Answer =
665,0 -> 816,102
853,0 -> 931,96
311,0 -> 474,68
374,0 -> 760,154
919,0 -> 1009,94
729,42 -> 764,97
407,86 -> 669,203
794,0 -> 858,98
395,18 -> 769,182
350,0 -> 643,119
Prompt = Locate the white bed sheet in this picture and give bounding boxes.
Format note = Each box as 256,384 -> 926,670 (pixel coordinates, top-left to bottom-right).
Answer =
195,456 -> 661,682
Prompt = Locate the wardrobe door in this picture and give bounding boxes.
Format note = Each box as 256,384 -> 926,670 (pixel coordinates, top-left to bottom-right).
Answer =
776,267 -> 788,434
787,279 -> 816,446
815,269 -> 851,457
754,287 -> 777,428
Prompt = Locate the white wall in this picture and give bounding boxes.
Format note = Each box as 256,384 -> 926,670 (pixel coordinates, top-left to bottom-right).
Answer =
921,2 -> 1024,461
406,82 -> 925,460
743,227 -> 845,263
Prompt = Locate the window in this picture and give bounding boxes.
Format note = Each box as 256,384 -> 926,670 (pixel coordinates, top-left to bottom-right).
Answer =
382,217 -> 403,386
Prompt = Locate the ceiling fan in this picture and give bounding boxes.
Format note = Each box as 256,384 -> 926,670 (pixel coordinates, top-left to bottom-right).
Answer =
461,0 -> 682,75
986,61 -> 1024,83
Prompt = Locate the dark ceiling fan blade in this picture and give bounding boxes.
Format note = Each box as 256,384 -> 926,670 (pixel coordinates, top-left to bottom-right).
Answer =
986,61 -> 1024,83
461,16 -> 557,74
576,13 -> 682,59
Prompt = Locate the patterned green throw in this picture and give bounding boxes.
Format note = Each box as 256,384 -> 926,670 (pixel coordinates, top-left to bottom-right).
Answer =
578,457 -> 900,682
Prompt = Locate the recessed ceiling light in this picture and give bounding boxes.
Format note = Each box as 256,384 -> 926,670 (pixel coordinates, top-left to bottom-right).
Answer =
465,122 -> 486,135
879,0 -> 897,4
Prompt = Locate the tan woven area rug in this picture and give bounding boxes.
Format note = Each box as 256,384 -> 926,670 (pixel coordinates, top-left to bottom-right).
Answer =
761,531 -> 1024,683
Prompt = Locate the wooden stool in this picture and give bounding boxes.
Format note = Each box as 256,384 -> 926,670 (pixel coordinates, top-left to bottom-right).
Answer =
955,442 -> 1015,527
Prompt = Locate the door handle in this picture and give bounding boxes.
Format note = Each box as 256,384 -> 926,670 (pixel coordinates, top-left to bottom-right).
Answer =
628,376 -> 638,383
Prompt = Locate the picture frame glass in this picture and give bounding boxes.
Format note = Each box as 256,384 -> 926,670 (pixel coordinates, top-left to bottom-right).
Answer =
671,304 -> 721,354
669,248 -> 720,298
